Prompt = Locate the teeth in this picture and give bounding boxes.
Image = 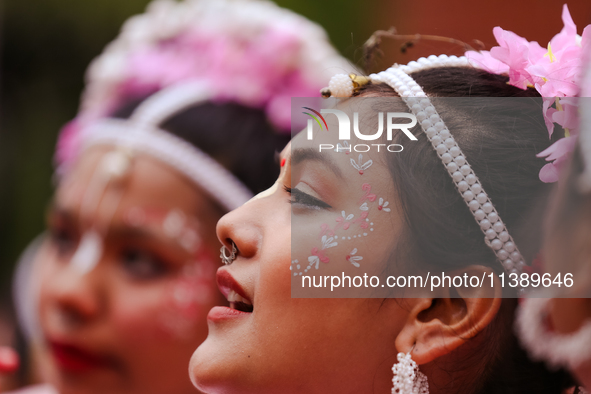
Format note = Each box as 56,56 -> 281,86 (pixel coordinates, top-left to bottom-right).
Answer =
227,289 -> 252,306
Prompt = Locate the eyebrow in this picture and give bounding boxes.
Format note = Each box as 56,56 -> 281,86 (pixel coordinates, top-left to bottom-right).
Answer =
47,201 -> 78,224
49,202 -> 190,250
290,148 -> 344,180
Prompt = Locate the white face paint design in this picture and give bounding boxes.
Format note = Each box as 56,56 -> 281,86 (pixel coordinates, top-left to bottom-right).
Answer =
350,153 -> 373,175
289,116 -> 396,282
67,149 -> 133,275
69,230 -> 103,274
163,210 -> 187,238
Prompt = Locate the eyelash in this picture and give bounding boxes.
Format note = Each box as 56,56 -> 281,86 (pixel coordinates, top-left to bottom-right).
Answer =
283,186 -> 332,210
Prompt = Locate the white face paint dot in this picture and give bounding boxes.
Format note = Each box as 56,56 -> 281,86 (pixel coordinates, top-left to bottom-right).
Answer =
296,264 -> 301,269
293,273 -> 297,276
353,235 -> 357,238
370,223 -> 374,225
348,237 -> 351,239
180,230 -> 200,253
299,272 -> 303,275
370,228 -> 374,231
366,218 -> 369,222
363,233 -> 368,236
342,237 -> 346,240
163,210 -> 186,238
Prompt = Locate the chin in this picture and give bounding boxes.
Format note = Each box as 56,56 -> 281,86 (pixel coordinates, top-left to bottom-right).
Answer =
190,335 -> 259,394
189,337 -> 229,393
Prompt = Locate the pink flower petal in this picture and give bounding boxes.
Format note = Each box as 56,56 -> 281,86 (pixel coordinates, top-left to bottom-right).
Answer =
537,136 -> 577,162
465,50 -> 509,74
542,97 -> 558,137
539,162 -> 561,183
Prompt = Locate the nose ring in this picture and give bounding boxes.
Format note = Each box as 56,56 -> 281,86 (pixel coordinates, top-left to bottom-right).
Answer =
220,242 -> 237,265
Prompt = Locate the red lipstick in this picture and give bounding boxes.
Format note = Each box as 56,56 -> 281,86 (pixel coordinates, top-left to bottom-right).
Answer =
216,269 -> 252,304
209,269 -> 253,322
207,306 -> 251,322
49,341 -> 113,373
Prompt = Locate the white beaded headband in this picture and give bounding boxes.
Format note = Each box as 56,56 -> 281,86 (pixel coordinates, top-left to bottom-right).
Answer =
323,55 -> 526,274
78,81 -> 254,211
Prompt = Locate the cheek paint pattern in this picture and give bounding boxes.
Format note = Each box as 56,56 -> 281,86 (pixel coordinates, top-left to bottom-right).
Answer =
335,141 -> 351,154
334,211 -> 354,230
305,248 -> 328,272
158,250 -> 217,339
319,223 -> 335,238
125,208 -> 203,254
345,248 -> 364,268
377,198 -> 391,212
359,183 -> 377,203
320,235 -> 338,250
350,154 -> 373,175
352,211 -> 369,228
292,183 -> 389,276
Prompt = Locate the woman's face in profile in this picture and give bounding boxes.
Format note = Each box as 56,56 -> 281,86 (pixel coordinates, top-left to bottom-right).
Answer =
35,146 -> 224,394
190,114 -> 415,393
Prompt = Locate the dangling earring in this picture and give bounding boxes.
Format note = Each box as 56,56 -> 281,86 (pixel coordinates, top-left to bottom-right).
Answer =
392,350 -> 429,394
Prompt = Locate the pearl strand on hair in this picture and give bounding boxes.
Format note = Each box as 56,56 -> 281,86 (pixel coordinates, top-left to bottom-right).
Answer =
325,55 -> 527,274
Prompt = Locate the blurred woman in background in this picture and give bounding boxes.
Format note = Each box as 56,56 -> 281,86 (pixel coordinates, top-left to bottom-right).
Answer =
517,51 -> 591,392
5,0 -> 352,393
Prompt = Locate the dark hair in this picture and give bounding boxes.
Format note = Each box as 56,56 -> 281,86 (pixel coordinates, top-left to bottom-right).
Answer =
113,98 -> 290,204
356,67 -> 574,393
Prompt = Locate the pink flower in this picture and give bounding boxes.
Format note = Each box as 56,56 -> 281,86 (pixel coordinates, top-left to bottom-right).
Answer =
465,50 -> 509,74
537,136 -> 577,183
489,27 -> 546,89
552,97 -> 579,130
467,4 -> 589,183
548,4 -> 578,52
55,119 -> 84,166
542,97 -> 558,137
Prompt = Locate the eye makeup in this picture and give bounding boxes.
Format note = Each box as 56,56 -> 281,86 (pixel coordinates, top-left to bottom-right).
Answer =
284,186 -> 332,210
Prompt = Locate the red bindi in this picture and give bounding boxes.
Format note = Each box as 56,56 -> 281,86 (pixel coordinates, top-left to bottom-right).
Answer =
280,158 -> 286,167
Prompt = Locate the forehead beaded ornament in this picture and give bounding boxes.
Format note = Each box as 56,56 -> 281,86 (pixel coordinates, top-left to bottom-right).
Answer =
322,54 -> 526,275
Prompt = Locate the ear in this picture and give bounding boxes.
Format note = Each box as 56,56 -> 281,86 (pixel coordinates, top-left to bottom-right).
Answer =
394,265 -> 502,365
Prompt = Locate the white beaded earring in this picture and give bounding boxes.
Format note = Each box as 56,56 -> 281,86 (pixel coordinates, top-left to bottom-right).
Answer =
392,351 -> 429,394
